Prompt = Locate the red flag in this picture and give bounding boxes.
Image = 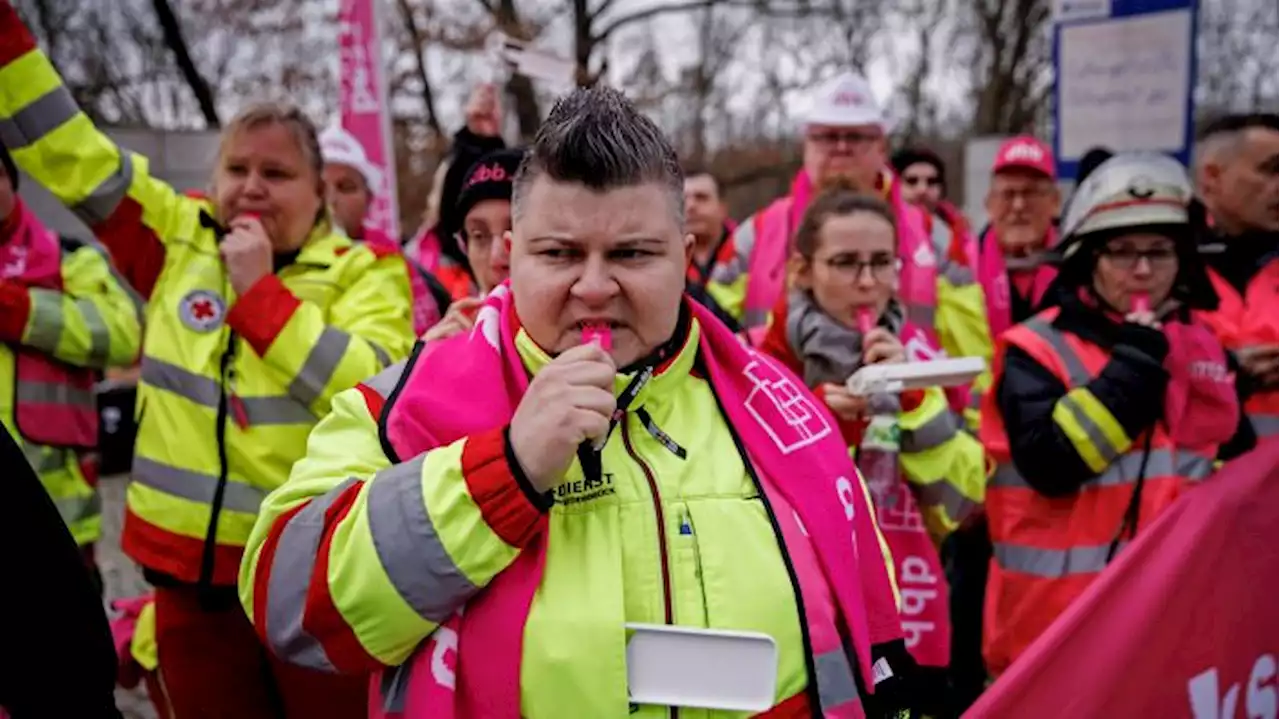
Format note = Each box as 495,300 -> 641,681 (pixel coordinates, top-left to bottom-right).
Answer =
967,439 -> 1279,719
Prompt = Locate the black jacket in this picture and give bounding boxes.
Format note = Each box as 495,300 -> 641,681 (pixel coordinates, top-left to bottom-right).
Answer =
996,292 -> 1255,498
0,425 -> 122,718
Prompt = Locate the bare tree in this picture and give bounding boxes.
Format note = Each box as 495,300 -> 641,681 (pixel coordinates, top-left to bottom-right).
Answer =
963,0 -> 1052,135
893,0 -> 949,142
1196,0 -> 1279,115
151,0 -> 220,127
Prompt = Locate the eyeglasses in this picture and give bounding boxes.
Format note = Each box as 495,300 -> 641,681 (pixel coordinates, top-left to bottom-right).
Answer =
1098,245 -> 1178,271
454,229 -> 506,251
991,186 -> 1053,204
819,253 -> 899,280
902,175 -> 942,188
806,130 -> 882,149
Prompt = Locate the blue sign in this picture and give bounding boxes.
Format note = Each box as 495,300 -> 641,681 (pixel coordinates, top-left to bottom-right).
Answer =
1052,0 -> 1199,180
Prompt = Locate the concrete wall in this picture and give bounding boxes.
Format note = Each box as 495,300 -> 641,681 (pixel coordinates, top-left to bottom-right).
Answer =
18,128 -> 220,238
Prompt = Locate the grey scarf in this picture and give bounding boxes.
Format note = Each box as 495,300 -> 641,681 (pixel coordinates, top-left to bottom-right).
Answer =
784,289 -> 905,388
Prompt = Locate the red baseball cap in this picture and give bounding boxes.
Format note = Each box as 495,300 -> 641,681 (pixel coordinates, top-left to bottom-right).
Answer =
991,136 -> 1056,180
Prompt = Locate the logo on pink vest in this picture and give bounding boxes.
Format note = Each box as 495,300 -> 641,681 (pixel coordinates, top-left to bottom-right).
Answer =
742,357 -> 832,454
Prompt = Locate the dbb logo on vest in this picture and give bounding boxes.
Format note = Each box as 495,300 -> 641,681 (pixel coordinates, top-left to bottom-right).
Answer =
179,289 -> 226,332
1190,360 -> 1233,384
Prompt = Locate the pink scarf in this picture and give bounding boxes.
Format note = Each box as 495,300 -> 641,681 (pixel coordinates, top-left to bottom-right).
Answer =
976,226 -> 1059,339
372,284 -> 903,718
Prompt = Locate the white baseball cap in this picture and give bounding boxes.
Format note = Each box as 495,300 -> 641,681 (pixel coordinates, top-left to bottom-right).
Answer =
802,72 -> 888,131
319,125 -> 382,191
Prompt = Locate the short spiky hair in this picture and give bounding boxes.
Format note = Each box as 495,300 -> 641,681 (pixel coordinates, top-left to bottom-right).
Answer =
511,86 -> 684,223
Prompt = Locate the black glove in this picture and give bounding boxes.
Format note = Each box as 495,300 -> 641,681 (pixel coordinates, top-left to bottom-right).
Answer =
861,639 -> 949,718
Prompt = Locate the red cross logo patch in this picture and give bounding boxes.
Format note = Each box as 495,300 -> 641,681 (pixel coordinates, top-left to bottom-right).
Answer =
179,289 -> 226,332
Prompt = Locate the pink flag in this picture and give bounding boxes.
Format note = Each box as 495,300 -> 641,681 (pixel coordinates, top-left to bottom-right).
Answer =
338,0 -> 399,239
967,439 -> 1279,719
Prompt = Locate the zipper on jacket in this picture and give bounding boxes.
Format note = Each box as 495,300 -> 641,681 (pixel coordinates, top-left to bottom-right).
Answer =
198,327 -> 238,599
620,416 -> 679,719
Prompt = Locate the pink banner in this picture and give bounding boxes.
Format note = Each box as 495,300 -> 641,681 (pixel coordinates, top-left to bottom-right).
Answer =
967,439 -> 1279,719
338,0 -> 399,239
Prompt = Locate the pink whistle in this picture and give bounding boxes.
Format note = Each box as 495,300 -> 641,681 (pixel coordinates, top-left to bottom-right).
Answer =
582,323 -> 612,351
1131,293 -> 1151,314
856,307 -> 875,335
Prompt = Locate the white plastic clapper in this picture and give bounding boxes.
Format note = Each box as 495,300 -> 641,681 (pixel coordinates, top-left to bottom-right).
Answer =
845,357 -> 986,397
625,623 -> 778,712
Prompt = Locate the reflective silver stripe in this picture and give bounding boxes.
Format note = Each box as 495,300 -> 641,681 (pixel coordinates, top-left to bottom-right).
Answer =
15,380 -> 94,408
132,457 -> 266,514
142,356 -> 314,425
264,477 -> 360,671
379,658 -> 415,713
915,480 -> 978,525
23,444 -> 68,473
26,291 -> 64,353
75,297 -> 112,365
142,356 -> 220,406
732,217 -> 757,257
906,303 -> 936,332
366,455 -> 477,622
743,307 -> 769,329
370,342 -> 392,369
991,449 -> 1215,490
241,396 -> 316,426
940,260 -> 975,287
1251,413 -> 1278,438
0,84 -> 79,150
1022,319 -> 1091,387
814,648 -> 860,711
364,359 -> 408,401
993,541 -> 1123,578
71,154 -> 134,226
708,254 -> 744,284
1058,392 -> 1123,466
56,492 -> 101,526
900,409 -> 959,452
289,328 -> 352,407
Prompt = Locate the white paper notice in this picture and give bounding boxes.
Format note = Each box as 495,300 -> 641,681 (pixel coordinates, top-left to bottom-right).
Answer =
1058,8 -> 1192,160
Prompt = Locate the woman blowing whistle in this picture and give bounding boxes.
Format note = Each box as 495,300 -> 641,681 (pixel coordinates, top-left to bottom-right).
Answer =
0,3 -> 414,716
758,190 -> 986,713
239,87 -> 924,718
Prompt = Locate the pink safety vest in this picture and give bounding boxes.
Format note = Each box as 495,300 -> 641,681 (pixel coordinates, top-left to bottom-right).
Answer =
975,226 -> 1059,339
743,171 -> 938,339
0,201 -> 98,449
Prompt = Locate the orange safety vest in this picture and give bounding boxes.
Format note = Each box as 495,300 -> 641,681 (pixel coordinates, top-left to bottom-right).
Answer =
979,308 -> 1219,675
1198,261 -> 1279,438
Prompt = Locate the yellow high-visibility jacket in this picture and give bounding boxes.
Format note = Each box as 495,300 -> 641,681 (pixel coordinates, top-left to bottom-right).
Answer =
0,9 -> 415,585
